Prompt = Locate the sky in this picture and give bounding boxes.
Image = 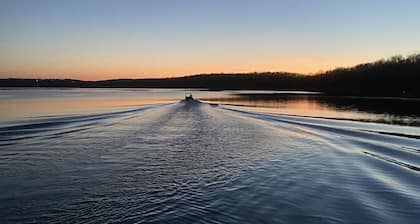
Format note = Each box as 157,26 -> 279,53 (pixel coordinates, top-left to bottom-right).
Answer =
1,0 -> 420,80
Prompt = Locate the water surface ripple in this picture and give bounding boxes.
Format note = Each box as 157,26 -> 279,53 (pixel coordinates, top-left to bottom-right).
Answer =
1,101 -> 419,223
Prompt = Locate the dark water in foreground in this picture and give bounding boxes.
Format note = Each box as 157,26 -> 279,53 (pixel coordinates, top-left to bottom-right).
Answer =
0,88 -> 420,223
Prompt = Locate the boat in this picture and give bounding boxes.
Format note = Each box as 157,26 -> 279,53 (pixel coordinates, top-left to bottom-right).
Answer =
185,93 -> 194,101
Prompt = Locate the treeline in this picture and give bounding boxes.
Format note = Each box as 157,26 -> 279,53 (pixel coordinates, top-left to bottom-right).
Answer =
1,54 -> 419,97
0,72 -> 303,90
311,54 -> 420,97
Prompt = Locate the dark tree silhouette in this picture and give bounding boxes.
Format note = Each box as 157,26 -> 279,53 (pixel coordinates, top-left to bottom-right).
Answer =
1,54 -> 419,97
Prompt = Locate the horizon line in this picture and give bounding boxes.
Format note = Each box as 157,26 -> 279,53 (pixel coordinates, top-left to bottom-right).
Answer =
1,53 -> 418,81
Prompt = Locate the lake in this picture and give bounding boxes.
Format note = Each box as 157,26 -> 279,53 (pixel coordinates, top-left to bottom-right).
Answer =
0,88 -> 419,223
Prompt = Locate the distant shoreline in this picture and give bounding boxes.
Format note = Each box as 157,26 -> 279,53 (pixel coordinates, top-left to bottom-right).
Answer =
1,54 -> 420,97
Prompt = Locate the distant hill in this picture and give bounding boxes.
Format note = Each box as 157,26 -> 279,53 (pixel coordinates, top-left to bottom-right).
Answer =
1,54 -> 419,97
311,54 -> 420,97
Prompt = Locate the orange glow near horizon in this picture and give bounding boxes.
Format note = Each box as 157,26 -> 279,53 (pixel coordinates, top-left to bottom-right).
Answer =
0,54 -> 382,81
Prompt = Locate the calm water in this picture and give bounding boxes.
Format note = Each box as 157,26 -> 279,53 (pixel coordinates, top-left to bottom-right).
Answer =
1,88 -> 419,223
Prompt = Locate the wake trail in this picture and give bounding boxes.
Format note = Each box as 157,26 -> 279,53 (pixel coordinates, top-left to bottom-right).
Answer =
1,101 -> 419,223
218,105 -> 420,171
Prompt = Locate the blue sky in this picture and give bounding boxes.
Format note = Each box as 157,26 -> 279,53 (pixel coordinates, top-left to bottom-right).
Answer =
1,0 -> 420,80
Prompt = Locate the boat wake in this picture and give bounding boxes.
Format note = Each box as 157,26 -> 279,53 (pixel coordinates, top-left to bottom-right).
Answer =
0,101 -> 419,223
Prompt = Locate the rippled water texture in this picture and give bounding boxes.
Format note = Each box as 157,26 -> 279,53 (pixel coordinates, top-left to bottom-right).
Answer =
0,89 -> 419,223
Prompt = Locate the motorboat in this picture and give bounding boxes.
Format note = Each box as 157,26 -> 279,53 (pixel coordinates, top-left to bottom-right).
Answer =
185,93 -> 194,101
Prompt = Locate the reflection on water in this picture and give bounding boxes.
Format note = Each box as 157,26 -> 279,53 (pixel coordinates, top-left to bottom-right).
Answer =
202,94 -> 420,126
2,98 -> 173,120
1,88 -> 420,127
1,100 -> 419,223
1,88 -> 420,223
0,88 -> 220,122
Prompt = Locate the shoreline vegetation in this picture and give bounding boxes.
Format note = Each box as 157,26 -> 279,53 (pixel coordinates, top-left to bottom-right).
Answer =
1,54 -> 419,97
